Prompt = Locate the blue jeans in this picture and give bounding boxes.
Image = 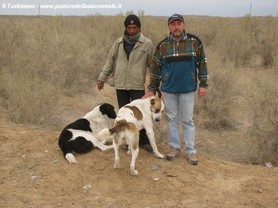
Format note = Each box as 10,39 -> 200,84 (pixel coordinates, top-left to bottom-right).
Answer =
163,92 -> 196,154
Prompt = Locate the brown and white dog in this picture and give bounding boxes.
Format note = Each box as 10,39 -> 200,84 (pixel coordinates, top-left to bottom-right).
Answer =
97,92 -> 164,175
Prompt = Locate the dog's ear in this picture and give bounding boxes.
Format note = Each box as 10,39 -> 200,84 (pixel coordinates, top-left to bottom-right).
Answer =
156,90 -> 162,98
150,98 -> 161,113
150,98 -> 155,105
150,98 -> 155,112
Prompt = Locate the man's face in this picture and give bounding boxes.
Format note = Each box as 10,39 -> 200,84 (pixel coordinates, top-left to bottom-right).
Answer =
126,24 -> 140,36
168,20 -> 185,39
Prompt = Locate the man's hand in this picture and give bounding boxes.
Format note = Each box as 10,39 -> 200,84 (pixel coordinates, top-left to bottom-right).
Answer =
141,91 -> 154,99
198,87 -> 207,97
97,80 -> 104,91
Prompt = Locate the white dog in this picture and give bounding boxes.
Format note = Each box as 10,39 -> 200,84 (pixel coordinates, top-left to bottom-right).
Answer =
58,103 -> 117,164
98,92 -> 164,175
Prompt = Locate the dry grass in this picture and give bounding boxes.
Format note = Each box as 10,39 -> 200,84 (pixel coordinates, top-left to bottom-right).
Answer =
0,14 -> 277,165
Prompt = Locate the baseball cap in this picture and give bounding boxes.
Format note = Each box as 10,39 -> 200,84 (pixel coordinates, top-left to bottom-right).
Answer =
168,14 -> 184,24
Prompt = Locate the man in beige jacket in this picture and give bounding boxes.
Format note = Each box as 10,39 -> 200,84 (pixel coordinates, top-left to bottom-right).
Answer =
97,14 -> 154,152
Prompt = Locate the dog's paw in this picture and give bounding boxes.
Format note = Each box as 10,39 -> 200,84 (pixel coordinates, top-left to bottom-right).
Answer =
65,153 -> 77,164
130,168 -> 138,176
127,149 -> 131,155
113,164 -> 120,169
155,152 -> 164,159
102,145 -> 113,151
113,160 -> 120,169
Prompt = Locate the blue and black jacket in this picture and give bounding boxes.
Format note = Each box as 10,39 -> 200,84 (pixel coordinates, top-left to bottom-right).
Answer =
148,32 -> 209,94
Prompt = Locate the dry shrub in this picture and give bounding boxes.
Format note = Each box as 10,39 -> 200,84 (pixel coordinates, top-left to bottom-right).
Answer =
194,16 -> 278,69
0,68 -> 61,125
0,15 -> 125,124
0,14 -> 163,125
194,48 -> 247,130
247,69 -> 278,165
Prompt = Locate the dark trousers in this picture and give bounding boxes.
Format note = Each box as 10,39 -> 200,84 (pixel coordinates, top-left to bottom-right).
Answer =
116,89 -> 150,145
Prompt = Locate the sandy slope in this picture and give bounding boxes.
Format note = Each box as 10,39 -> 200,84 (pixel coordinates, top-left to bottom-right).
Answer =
0,119 -> 277,208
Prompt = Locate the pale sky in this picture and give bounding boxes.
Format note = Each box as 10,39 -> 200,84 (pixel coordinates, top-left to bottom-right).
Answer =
0,0 -> 277,17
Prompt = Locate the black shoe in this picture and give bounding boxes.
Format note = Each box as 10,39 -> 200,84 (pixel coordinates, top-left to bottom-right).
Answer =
139,144 -> 153,153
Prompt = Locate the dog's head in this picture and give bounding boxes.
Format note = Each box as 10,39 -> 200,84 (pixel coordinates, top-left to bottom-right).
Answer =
99,103 -> 117,119
150,91 -> 164,122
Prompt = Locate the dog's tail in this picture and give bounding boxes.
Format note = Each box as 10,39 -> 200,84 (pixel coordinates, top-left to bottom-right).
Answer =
97,119 -> 131,140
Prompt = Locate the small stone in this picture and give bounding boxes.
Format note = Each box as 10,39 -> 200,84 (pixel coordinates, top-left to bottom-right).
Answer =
151,165 -> 158,171
83,184 -> 92,190
153,177 -> 160,181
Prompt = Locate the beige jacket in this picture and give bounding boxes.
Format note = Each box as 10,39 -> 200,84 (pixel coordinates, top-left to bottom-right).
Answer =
98,33 -> 154,90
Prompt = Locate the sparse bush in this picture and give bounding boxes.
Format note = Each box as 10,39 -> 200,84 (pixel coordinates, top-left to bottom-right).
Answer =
260,40 -> 275,68
247,69 -> 278,165
0,68 -> 62,125
194,53 -> 240,130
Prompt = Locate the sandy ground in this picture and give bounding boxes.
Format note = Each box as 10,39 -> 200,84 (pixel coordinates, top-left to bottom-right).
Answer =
0,119 -> 278,208
0,87 -> 278,208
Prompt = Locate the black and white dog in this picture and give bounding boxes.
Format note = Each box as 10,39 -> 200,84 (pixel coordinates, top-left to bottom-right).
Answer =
58,103 -> 117,164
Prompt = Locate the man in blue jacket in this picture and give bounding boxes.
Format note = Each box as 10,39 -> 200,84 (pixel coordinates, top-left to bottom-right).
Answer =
144,14 -> 209,165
